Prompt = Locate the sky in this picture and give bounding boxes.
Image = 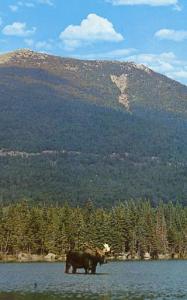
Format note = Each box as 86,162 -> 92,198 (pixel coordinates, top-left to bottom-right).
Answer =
0,0 -> 187,85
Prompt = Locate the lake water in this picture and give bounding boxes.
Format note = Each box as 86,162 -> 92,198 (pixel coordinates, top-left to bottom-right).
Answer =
0,261 -> 187,300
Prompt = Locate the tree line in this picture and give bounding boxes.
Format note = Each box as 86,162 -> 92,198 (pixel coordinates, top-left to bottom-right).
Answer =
0,200 -> 187,259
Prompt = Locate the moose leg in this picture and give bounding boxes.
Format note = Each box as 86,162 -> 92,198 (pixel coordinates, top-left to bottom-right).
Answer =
72,266 -> 77,274
91,264 -> 96,274
65,261 -> 71,273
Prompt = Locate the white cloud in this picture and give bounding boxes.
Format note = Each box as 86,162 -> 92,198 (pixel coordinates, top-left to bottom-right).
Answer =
127,51 -> 187,84
24,38 -> 34,46
59,14 -> 124,50
73,48 -> 136,60
10,2 -> 35,11
168,70 -> 187,79
9,5 -> 19,12
35,40 -> 52,49
107,0 -> 179,6
24,38 -> 53,50
23,2 -> 35,7
155,29 -> 187,41
9,0 -> 54,11
2,22 -> 36,37
38,0 -> 54,5
127,52 -> 176,71
173,3 -> 182,10
102,48 -> 137,58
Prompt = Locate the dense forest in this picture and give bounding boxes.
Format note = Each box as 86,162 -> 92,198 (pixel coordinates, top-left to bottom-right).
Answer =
1,104 -> 187,206
0,200 -> 187,259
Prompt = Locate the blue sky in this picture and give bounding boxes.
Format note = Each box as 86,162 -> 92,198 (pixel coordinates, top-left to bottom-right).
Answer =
0,0 -> 187,84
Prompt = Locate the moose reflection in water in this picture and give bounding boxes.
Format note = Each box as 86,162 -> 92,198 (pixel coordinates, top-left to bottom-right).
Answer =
65,243 -> 110,274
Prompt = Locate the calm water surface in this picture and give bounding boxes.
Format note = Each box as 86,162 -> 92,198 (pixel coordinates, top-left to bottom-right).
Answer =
0,261 -> 187,300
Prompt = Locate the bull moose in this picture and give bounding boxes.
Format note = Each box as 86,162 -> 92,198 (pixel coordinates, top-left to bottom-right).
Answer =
65,244 -> 110,274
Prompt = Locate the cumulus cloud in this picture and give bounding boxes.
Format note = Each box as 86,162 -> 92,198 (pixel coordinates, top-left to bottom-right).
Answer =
59,14 -> 124,50
2,22 -> 36,37
24,38 -> 34,47
129,52 -> 175,72
9,0 -> 54,11
20,2 -> 35,8
9,2 -> 35,11
73,48 -> 136,60
35,40 -> 53,49
106,0 -> 179,6
155,29 -> 187,41
24,38 -> 53,50
38,0 -> 54,5
170,70 -> 187,79
127,51 -> 187,84
9,5 -> 19,12
102,48 -> 137,58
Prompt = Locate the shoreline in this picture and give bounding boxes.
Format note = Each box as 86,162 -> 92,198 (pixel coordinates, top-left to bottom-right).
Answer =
0,255 -> 187,263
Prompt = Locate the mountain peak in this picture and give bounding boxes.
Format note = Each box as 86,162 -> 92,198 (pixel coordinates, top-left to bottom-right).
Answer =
0,48 -> 49,64
13,48 -> 34,54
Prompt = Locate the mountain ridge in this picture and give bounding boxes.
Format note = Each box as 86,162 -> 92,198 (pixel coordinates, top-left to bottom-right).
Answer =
1,49 -> 187,116
0,49 -> 187,205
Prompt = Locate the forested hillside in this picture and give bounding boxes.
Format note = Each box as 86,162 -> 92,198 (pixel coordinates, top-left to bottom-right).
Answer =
0,49 -> 187,205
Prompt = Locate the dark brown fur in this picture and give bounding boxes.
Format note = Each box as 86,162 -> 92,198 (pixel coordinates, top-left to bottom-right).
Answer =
65,248 -> 106,274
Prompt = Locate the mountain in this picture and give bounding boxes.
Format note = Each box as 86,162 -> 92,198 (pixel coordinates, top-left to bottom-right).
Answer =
0,49 -> 187,206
